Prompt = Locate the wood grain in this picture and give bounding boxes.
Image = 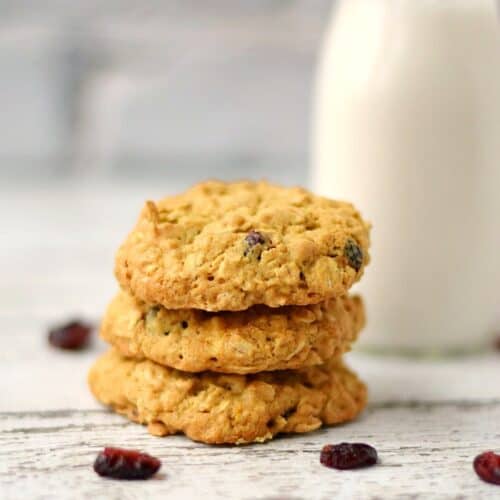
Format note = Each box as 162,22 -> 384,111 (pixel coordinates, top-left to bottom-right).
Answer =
1,401 -> 499,500
1,183 -> 500,499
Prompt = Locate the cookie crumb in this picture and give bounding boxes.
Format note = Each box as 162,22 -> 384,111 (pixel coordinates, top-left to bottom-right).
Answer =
145,201 -> 160,235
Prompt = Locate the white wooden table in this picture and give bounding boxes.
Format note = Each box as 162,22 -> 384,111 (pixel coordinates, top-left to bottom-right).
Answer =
1,180 -> 499,499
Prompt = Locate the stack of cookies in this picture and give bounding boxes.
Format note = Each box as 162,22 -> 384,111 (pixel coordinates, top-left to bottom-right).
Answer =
89,180 -> 371,444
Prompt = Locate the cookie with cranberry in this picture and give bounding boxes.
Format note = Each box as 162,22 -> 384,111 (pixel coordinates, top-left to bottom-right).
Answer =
88,349 -> 367,445
115,180 -> 370,311
100,291 -> 364,374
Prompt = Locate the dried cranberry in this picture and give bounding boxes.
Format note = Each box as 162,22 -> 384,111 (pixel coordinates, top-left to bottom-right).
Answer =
243,230 -> 269,258
344,240 -> 363,272
474,451 -> 500,485
93,447 -> 161,480
48,320 -> 92,350
245,230 -> 267,247
494,336 -> 500,352
320,443 -> 377,470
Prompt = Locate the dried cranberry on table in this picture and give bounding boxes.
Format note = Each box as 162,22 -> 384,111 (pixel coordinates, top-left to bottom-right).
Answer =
320,442 -> 378,470
93,447 -> 161,480
474,451 -> 500,485
494,335 -> 500,352
48,320 -> 93,350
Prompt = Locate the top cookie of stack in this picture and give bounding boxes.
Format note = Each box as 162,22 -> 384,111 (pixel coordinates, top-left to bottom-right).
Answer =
115,180 -> 370,311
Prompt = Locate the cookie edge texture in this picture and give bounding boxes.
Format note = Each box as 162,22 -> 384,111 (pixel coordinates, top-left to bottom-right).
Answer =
88,349 -> 367,444
115,180 -> 371,311
101,291 -> 365,374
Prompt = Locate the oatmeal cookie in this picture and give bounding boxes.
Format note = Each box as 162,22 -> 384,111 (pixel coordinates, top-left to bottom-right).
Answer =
115,180 -> 370,311
101,291 -> 364,374
88,349 -> 367,444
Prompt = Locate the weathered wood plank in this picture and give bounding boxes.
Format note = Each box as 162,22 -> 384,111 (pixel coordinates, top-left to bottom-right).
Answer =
2,183 -> 500,499
1,402 -> 499,500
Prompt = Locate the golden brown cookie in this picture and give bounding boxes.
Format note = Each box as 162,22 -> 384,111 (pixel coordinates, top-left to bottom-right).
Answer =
101,291 -> 365,374
115,180 -> 370,311
88,349 -> 367,444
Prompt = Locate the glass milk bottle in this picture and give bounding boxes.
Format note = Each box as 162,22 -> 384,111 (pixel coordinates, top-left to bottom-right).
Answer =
312,0 -> 500,354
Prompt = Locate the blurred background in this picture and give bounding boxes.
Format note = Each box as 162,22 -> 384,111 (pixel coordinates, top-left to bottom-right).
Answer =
1,0 -> 499,414
0,0 -> 333,328
1,0 -> 332,186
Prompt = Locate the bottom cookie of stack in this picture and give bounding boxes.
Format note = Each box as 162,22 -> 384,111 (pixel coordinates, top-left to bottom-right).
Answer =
88,349 -> 367,444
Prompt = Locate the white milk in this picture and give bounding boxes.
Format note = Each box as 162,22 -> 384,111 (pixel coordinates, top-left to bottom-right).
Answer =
312,0 -> 500,354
